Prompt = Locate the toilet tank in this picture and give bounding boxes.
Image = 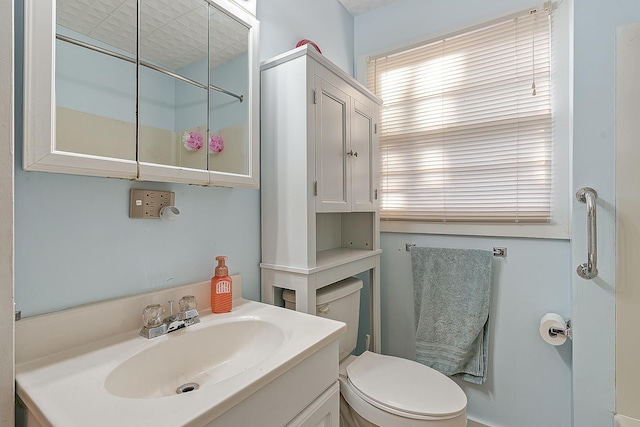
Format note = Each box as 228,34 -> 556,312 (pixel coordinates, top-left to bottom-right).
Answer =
282,277 -> 363,361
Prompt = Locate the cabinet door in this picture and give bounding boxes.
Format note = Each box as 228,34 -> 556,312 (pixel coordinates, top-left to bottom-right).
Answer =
285,382 -> 340,427
315,77 -> 351,213
23,0 -> 138,179
351,97 -> 378,212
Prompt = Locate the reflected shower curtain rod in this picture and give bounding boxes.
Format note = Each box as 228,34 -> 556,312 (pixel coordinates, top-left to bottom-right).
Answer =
56,33 -> 244,103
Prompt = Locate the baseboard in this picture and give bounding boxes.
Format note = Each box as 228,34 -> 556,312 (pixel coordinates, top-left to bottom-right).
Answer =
615,414 -> 640,427
468,419 -> 491,427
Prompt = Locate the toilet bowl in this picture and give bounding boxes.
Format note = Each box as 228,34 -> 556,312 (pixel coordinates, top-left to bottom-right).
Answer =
283,277 -> 468,427
339,352 -> 466,426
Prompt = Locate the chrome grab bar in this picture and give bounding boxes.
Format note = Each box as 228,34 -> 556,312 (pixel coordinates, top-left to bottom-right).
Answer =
576,187 -> 598,279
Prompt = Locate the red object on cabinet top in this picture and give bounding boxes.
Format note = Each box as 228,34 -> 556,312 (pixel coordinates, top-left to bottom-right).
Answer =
296,39 -> 322,54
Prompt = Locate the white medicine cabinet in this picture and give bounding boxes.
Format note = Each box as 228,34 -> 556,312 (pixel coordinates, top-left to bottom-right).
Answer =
23,0 -> 260,188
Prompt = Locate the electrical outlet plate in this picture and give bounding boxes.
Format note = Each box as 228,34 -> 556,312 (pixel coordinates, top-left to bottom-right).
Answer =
129,189 -> 175,219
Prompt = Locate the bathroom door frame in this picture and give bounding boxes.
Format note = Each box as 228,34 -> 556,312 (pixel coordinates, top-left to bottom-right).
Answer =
570,0 -> 627,425
0,0 -> 15,425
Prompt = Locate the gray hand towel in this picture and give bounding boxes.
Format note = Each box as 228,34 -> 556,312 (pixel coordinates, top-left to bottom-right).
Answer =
411,247 -> 493,384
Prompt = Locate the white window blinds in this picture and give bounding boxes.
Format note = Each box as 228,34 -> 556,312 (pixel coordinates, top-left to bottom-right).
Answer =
367,10 -> 552,223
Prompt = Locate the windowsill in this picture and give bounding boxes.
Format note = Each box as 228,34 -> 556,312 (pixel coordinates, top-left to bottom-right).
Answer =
380,220 -> 570,240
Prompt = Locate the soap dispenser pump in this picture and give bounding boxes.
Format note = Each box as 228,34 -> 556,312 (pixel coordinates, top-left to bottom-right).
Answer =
210,256 -> 232,313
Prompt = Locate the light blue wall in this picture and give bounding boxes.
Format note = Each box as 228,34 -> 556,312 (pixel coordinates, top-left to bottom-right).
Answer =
13,174 -> 260,315
380,235 -> 571,426
14,0 -> 353,317
257,0 -> 354,74
354,1 -> 573,426
354,0 -> 534,60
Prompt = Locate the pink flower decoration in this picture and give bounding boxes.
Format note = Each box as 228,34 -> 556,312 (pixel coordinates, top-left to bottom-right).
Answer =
183,130 -> 203,151
209,134 -> 224,153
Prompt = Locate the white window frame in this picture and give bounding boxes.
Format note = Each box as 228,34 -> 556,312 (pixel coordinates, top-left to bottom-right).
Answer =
357,5 -> 570,240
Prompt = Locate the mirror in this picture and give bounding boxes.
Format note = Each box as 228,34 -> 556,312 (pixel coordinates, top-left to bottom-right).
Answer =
208,5 -> 250,176
24,0 -> 259,188
138,0 -> 210,175
55,0 -> 137,163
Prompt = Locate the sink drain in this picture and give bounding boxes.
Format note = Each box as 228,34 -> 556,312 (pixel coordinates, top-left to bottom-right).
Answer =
176,382 -> 200,394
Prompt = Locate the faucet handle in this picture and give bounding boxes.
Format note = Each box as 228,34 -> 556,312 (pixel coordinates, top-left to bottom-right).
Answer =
140,304 -> 168,339
178,295 -> 199,324
179,295 -> 197,312
142,304 -> 164,328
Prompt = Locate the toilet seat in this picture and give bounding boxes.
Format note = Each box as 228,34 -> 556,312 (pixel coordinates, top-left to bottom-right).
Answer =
344,352 -> 467,421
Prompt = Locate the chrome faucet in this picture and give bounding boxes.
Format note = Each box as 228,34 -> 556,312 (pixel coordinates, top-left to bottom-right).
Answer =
139,296 -> 200,339
164,299 -> 200,332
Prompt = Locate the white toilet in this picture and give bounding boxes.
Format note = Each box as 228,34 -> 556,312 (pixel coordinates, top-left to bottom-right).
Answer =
283,277 -> 468,427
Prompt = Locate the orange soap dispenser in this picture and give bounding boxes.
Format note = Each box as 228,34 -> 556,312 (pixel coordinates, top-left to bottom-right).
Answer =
211,256 -> 233,313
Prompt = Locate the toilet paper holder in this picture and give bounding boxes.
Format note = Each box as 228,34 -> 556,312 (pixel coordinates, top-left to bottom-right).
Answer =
548,319 -> 572,340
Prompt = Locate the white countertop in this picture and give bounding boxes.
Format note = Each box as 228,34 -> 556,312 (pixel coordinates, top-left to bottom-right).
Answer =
16,279 -> 345,427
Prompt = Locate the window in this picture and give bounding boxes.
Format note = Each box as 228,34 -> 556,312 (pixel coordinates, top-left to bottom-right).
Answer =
367,9 -> 567,237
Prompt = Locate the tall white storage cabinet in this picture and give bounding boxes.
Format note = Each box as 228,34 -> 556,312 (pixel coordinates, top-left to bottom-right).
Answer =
260,45 -> 382,352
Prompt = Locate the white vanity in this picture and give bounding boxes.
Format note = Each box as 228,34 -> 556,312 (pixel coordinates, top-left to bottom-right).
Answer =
15,277 -> 345,426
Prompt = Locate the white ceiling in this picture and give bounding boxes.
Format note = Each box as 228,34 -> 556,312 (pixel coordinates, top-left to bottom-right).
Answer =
57,0 -> 248,71
337,0 -> 401,16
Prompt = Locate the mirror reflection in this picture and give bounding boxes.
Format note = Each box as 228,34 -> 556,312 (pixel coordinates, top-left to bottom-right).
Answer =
55,0 -> 137,161
209,5 -> 250,175
139,0 -> 209,170
55,0 -> 251,176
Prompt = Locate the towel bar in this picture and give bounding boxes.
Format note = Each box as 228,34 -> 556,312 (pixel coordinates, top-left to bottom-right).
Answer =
405,244 -> 507,258
493,247 -> 507,257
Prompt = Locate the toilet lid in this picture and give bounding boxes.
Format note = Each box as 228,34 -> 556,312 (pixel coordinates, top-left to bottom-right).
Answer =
346,351 -> 467,419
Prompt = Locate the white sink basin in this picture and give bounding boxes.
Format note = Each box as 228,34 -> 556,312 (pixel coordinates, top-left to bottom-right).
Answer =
105,318 -> 285,398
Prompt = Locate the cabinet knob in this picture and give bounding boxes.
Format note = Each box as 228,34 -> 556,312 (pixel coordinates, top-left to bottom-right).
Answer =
347,150 -> 358,157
